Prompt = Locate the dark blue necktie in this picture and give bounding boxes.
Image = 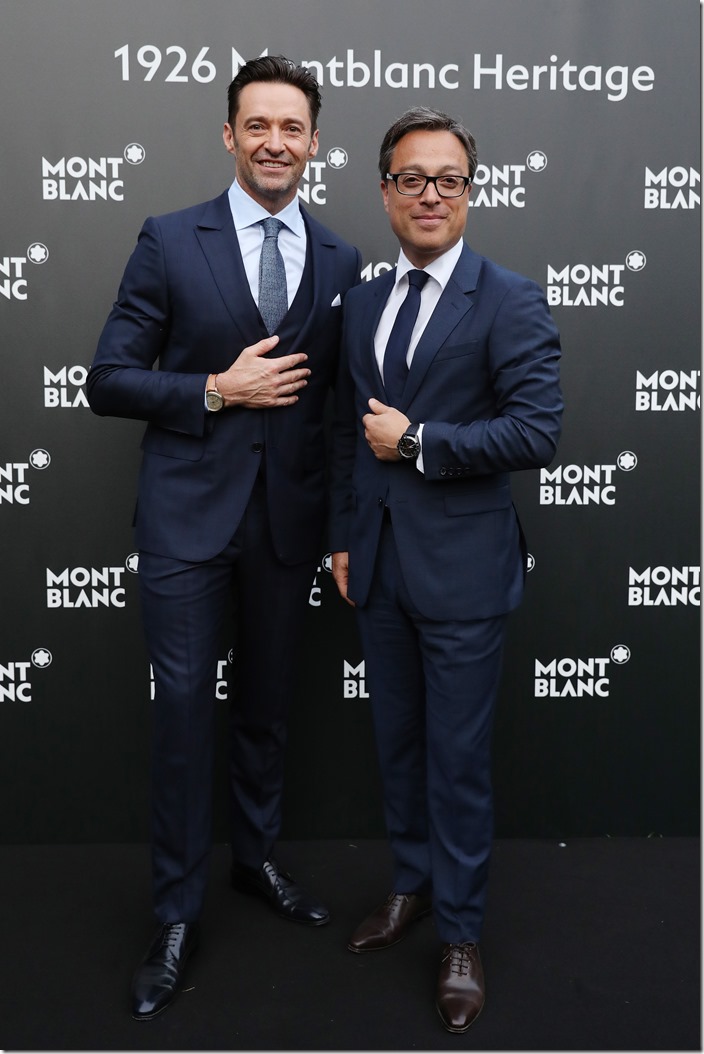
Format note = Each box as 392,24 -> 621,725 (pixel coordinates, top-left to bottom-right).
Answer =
383,268 -> 429,405
258,217 -> 288,334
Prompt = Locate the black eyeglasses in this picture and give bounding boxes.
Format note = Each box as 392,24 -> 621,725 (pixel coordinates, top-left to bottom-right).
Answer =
386,172 -> 472,198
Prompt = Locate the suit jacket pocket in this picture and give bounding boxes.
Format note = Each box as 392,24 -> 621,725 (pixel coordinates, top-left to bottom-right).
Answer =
141,424 -> 205,462
432,339 -> 479,363
444,482 -> 511,516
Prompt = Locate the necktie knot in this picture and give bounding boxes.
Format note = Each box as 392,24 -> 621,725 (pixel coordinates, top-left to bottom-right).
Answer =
407,268 -> 429,291
262,216 -> 284,240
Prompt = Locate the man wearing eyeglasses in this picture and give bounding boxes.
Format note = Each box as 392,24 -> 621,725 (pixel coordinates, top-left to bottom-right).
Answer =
329,107 -> 562,1033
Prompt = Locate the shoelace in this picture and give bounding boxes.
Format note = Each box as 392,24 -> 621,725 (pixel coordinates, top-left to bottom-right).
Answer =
444,942 -> 477,976
263,860 -> 293,888
161,924 -> 186,951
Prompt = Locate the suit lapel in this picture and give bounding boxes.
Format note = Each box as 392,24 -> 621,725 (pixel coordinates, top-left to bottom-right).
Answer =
400,244 -> 482,409
288,208 -> 337,356
194,199 -> 347,357
363,269 -> 397,397
193,191 -> 263,346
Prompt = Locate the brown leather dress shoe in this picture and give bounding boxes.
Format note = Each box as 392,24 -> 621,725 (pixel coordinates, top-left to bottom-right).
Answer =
348,892 -> 432,952
436,942 -> 485,1033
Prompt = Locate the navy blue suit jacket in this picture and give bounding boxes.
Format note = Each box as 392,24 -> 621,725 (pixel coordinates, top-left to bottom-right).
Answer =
329,243 -> 563,621
88,191 -> 361,564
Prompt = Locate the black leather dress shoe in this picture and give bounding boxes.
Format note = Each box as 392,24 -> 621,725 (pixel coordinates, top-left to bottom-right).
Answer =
131,921 -> 198,1020
231,859 -> 330,925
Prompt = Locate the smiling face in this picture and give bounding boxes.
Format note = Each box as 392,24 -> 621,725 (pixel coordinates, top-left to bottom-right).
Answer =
381,129 -> 472,267
223,81 -> 319,213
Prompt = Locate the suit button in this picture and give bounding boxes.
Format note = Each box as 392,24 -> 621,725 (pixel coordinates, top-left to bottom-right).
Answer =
377,497 -> 384,506
251,443 -> 263,453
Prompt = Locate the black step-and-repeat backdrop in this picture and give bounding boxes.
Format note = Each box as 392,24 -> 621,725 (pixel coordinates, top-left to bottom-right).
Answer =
1,0 -> 699,843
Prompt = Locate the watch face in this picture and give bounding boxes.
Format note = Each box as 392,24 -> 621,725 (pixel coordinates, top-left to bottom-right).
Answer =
398,434 -> 420,459
206,390 -> 224,411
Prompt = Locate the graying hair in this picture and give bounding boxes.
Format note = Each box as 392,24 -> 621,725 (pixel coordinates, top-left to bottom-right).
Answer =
378,107 -> 478,180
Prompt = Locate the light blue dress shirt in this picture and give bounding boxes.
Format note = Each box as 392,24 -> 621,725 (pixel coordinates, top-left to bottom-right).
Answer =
227,177 -> 307,308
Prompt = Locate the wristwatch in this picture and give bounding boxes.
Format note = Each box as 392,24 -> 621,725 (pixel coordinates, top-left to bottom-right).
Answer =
205,374 -> 224,412
397,422 -> 421,460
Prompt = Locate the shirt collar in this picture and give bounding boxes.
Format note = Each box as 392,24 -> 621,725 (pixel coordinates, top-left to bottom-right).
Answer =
394,239 -> 464,290
228,177 -> 305,237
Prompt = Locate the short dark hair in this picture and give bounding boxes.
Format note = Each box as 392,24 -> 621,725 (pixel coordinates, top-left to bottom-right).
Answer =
378,107 -> 478,180
227,55 -> 322,131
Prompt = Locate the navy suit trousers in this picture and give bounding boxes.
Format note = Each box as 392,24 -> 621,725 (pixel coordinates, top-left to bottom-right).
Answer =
355,518 -> 507,944
138,474 -> 316,923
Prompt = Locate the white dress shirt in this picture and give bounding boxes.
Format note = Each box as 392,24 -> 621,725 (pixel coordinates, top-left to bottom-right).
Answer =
374,239 -> 464,470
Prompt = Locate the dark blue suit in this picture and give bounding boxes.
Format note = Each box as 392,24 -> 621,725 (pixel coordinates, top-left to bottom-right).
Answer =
88,190 -> 360,922
330,243 -> 562,942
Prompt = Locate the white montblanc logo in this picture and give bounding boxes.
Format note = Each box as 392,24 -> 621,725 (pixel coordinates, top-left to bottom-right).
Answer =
0,449 -> 51,505
361,260 -> 394,283
30,449 -> 51,470
539,453 -> 637,506
547,252 -> 645,307
327,148 -> 348,169
635,369 -> 700,412
644,166 -> 700,209
628,566 -> 700,606
534,645 -> 630,698
44,365 -> 90,409
343,659 -> 369,699
28,243 -> 49,263
0,244 -> 49,301
298,148 -> 348,207
468,152 -> 547,208
42,144 -> 145,201
124,143 -> 146,164
0,649 -> 52,703
309,553 -> 333,607
46,565 -> 130,608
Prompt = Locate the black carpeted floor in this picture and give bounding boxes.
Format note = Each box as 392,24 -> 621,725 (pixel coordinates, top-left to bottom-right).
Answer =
0,838 -> 699,1051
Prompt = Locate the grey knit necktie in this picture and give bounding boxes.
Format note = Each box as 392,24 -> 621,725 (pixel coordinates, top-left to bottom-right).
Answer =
258,217 -> 288,334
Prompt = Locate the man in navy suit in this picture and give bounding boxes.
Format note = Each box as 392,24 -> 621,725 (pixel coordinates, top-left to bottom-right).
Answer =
330,107 -> 562,1033
88,56 -> 360,1020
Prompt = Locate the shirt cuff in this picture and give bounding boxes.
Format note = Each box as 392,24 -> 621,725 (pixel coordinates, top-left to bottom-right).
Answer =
416,423 -> 425,473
